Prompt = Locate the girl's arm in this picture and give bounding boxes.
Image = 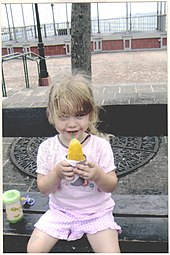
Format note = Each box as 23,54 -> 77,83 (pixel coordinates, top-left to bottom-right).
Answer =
37,160 -> 74,195
75,164 -> 118,193
92,168 -> 118,193
37,168 -> 61,195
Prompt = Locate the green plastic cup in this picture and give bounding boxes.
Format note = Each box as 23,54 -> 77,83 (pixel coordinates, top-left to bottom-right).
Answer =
3,189 -> 23,223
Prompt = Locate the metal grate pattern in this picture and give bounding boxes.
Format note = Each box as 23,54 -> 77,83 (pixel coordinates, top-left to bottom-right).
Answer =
10,136 -> 160,178
110,136 -> 160,177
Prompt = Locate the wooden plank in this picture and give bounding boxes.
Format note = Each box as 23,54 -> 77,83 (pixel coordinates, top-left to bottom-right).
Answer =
3,234 -> 168,253
3,213 -> 168,242
3,235 -> 93,253
113,194 -> 168,217
5,192 -> 167,217
3,213 -> 41,236
117,217 -> 168,242
21,192 -> 49,213
3,193 -> 168,243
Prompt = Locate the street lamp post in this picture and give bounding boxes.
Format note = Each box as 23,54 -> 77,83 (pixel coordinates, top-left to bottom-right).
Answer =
21,4 -> 28,41
32,4 -> 37,38
9,4 -> 17,41
51,3 -> 57,36
129,2 -> 132,31
5,4 -> 12,40
126,2 -> 128,32
97,3 -> 100,33
35,3 -> 49,86
65,3 -> 70,36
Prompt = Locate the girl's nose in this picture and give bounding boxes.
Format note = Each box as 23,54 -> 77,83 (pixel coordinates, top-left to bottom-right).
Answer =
67,116 -> 77,127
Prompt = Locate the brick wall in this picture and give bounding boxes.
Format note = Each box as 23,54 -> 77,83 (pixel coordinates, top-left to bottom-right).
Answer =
102,40 -> 123,51
44,45 -> 66,56
2,35 -> 167,56
29,45 -> 65,56
2,48 -> 7,55
14,47 -> 24,53
162,37 -> 167,46
131,38 -> 160,49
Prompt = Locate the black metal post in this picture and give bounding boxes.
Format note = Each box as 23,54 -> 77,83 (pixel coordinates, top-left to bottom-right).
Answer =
2,60 -> 7,97
97,3 -> 100,33
126,2 -> 128,32
34,3 -> 49,86
5,4 -> 12,40
129,2 -> 132,31
9,4 -> 17,41
65,3 -> 70,36
51,3 -> 57,36
32,4 -> 37,38
21,4 -> 28,41
22,55 -> 30,88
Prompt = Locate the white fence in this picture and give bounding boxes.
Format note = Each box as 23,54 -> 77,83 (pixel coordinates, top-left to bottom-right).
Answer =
2,14 -> 167,43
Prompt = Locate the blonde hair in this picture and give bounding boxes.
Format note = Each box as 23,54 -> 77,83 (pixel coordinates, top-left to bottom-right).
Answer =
47,73 -> 99,135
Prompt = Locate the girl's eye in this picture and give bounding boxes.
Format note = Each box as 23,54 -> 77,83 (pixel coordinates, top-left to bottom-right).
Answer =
75,112 -> 87,119
58,115 -> 69,120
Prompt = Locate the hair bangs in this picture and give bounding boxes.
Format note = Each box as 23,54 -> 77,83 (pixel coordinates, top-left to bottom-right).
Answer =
55,91 -> 93,117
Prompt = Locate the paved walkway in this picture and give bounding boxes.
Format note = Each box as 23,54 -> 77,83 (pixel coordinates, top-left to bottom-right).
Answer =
2,49 -> 167,108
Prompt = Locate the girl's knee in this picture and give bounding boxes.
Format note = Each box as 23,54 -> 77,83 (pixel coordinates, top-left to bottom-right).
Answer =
27,241 -> 37,253
27,236 -> 44,253
27,231 -> 42,253
27,228 -> 58,253
27,237 -> 50,253
87,229 -> 121,253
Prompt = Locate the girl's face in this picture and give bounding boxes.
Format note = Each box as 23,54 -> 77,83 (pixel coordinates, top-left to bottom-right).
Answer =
54,112 -> 90,143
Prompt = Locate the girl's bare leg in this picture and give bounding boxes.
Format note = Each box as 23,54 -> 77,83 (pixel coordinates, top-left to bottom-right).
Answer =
87,229 -> 120,253
27,228 -> 59,253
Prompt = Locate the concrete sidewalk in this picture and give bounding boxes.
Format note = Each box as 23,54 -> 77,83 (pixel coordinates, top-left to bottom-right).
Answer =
2,49 -> 167,108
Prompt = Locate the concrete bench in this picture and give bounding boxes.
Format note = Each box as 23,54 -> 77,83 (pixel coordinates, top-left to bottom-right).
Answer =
3,103 -> 168,252
2,104 -> 167,137
3,192 -> 168,253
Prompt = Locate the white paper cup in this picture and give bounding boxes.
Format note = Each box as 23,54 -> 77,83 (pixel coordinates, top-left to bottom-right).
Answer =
64,155 -> 86,184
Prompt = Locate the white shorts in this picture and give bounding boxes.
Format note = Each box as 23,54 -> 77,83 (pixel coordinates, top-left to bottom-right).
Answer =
34,206 -> 121,241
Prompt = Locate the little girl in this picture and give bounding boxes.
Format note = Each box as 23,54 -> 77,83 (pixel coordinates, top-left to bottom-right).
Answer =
27,74 -> 121,253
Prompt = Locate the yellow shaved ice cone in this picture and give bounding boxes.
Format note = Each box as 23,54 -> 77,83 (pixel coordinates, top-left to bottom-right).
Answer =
67,138 -> 85,161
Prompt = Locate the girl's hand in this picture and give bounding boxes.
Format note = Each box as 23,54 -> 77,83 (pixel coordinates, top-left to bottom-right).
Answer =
74,161 -> 102,182
74,161 -> 118,193
56,160 -> 75,181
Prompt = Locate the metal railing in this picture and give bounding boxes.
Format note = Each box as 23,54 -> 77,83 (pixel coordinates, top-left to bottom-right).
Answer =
2,51 -> 45,97
2,21 -> 71,42
1,14 -> 166,43
92,14 -> 166,33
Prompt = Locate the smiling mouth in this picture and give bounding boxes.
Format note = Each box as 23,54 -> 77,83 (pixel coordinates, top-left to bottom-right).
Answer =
67,131 -> 79,137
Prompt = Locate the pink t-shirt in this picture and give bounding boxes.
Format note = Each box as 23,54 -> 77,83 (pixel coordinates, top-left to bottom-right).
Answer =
36,134 -> 116,214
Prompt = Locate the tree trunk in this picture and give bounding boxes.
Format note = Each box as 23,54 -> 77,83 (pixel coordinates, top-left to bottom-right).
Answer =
71,3 -> 91,76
